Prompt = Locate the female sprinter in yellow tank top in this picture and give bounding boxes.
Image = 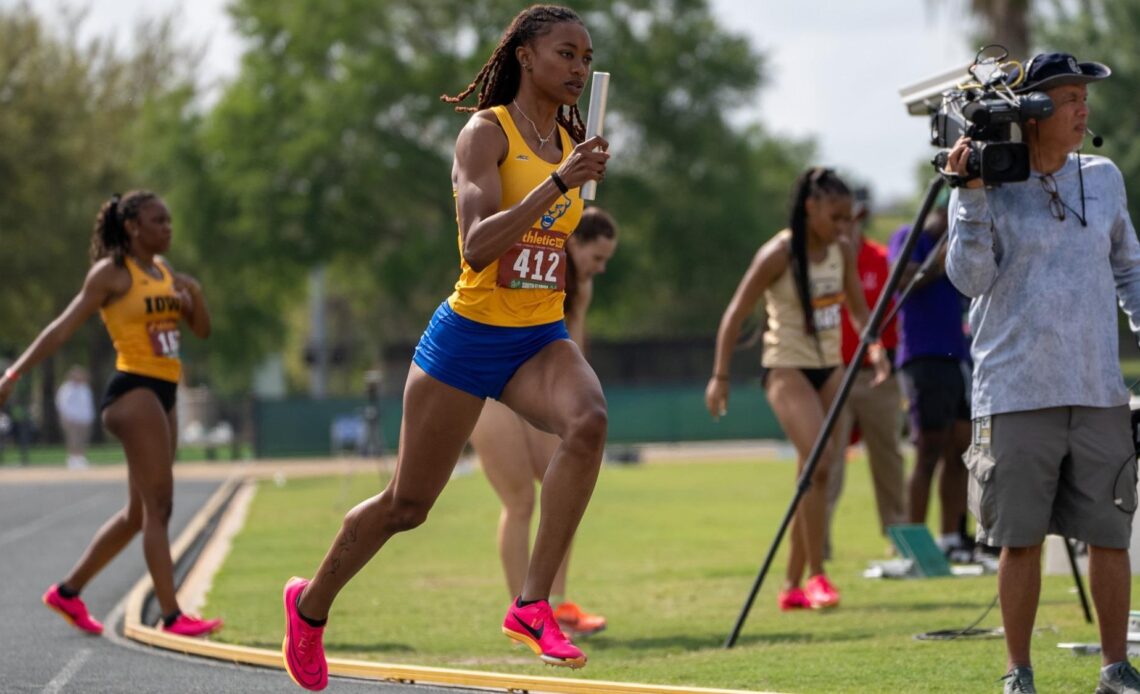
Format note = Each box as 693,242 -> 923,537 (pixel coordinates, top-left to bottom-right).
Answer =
281,6 -> 609,689
469,207 -> 617,639
705,168 -> 889,612
0,190 -> 222,637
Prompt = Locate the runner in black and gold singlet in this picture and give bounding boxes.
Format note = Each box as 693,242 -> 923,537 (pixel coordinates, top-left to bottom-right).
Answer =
705,168 -> 890,613
0,190 -> 222,638
282,7 -> 609,688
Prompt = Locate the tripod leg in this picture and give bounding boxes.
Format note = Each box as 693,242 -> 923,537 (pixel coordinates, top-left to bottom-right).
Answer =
1064,537 -> 1094,624
723,176 -> 947,648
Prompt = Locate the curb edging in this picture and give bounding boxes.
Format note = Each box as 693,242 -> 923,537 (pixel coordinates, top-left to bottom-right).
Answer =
122,474 -> 775,694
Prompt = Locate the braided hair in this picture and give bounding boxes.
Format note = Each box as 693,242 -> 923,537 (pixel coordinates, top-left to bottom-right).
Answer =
441,5 -> 587,142
90,190 -> 159,266
787,167 -> 850,342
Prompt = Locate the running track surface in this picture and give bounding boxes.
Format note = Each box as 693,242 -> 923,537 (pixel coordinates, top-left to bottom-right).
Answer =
0,474 -> 473,694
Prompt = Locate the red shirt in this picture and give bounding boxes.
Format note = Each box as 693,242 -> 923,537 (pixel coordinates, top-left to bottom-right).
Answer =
840,238 -> 898,366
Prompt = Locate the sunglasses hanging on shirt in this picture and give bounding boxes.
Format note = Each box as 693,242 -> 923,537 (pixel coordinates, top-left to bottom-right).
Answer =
1037,157 -> 1088,227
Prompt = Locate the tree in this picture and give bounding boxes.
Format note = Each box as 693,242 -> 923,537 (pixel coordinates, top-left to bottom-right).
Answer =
577,0 -> 810,335
0,3 -> 198,429
141,0 -> 810,385
1039,0 -> 1140,227
967,0 -> 1033,59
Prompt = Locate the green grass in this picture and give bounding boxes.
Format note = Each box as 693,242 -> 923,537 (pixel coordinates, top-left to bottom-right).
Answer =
203,456 -> 1135,693
1121,358 -> 1140,384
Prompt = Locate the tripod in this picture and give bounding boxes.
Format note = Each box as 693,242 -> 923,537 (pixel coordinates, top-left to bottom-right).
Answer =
723,175 -> 1100,647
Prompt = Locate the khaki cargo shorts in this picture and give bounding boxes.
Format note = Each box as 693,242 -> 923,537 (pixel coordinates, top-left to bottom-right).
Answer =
965,405 -> 1137,549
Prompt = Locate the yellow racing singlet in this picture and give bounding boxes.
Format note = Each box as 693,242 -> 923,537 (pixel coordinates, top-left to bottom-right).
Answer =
99,256 -> 183,383
447,104 -> 583,327
762,231 -> 845,369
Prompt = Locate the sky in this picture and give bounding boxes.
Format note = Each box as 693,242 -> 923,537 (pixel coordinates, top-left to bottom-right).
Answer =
17,0 -> 974,204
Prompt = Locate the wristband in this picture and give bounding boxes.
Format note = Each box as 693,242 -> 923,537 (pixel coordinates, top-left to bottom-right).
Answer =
712,373 -> 729,381
4,367 -> 19,383
550,171 -> 569,194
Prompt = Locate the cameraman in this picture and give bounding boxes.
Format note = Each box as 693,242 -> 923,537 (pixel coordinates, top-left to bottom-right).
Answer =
945,53 -> 1140,694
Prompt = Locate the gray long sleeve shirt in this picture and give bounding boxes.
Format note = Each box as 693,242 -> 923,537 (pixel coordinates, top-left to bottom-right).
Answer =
947,153 -> 1140,418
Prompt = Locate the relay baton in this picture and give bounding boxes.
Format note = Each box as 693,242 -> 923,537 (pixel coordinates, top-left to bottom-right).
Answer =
580,71 -> 610,201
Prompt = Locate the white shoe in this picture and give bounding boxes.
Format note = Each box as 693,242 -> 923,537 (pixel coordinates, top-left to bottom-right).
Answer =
67,456 -> 89,470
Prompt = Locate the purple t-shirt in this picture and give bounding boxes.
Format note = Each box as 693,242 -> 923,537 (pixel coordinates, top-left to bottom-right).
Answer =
888,226 -> 969,367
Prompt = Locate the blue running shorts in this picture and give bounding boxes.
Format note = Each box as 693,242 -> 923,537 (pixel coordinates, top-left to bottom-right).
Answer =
412,301 -> 569,400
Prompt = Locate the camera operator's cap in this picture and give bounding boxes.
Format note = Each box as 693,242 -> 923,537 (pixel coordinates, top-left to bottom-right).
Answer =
1009,52 -> 1111,93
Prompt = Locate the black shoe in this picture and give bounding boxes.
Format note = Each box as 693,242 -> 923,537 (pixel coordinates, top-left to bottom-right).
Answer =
975,542 -> 1000,558
945,545 -> 974,564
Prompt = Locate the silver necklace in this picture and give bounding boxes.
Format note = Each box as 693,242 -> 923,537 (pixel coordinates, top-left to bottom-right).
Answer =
512,100 -> 557,149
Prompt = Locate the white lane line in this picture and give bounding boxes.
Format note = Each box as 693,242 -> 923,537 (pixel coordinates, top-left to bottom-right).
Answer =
41,648 -> 91,694
0,495 -> 109,549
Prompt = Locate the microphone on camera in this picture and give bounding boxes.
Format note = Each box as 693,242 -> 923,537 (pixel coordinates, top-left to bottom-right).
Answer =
1086,128 -> 1104,147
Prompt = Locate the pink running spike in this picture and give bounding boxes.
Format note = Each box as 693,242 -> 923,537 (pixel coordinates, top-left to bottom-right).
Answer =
282,577 -> 328,691
502,597 -> 587,668
42,584 -> 104,635
804,574 -> 841,609
162,613 -> 223,637
777,587 -> 811,611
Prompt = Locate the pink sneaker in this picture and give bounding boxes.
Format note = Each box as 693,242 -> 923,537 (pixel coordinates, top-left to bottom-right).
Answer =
163,613 -> 223,637
776,587 -> 811,611
282,577 -> 328,691
42,584 -> 103,635
804,574 -> 840,609
502,597 -> 586,668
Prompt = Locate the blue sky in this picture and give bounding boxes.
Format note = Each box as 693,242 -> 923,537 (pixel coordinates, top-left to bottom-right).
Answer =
20,0 -> 974,203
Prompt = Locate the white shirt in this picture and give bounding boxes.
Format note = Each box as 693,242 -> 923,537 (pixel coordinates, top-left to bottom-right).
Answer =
56,380 -> 95,425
